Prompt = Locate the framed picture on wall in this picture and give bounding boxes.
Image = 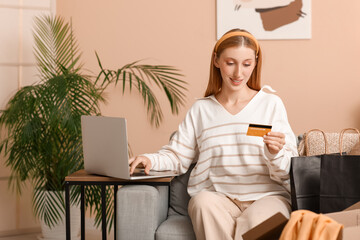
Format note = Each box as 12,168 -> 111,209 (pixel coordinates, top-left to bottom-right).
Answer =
217,0 -> 311,40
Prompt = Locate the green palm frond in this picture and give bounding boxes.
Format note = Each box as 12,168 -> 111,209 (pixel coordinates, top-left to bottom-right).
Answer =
33,182 -> 65,228
33,15 -> 81,80
95,53 -> 187,127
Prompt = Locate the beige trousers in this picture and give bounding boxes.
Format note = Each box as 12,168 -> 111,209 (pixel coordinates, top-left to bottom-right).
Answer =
188,191 -> 291,240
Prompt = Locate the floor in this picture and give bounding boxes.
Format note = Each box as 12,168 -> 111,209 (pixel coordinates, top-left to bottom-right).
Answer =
0,218 -> 114,240
0,229 -> 114,240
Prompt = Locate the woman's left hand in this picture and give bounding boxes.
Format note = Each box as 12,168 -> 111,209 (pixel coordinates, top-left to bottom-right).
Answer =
263,132 -> 286,155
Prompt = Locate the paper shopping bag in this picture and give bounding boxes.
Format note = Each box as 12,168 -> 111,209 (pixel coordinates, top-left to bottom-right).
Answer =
290,155 -> 321,213
319,128 -> 360,213
290,129 -> 328,213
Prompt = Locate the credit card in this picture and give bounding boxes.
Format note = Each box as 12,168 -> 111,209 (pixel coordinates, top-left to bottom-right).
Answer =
246,124 -> 272,137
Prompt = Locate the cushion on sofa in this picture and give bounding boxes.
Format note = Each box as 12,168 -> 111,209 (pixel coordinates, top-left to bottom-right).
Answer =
168,164 -> 195,216
155,215 -> 196,240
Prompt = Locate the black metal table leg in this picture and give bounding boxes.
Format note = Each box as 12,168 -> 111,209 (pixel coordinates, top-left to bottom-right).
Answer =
81,185 -> 85,240
114,185 -> 118,240
101,185 -> 107,240
65,182 -> 71,240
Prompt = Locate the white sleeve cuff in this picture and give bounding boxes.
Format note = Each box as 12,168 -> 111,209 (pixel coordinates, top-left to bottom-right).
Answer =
264,145 -> 284,161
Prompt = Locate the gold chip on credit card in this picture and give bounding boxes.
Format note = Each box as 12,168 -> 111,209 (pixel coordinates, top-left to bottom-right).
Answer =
246,124 -> 272,137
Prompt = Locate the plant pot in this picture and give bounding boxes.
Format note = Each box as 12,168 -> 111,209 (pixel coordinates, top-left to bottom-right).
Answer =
37,190 -> 80,240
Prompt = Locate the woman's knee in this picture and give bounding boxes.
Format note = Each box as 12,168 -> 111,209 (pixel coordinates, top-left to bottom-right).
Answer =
237,195 -> 291,230
188,191 -> 218,213
258,195 -> 291,217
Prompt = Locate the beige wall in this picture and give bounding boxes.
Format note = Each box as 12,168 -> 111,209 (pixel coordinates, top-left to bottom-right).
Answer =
56,0 -> 360,156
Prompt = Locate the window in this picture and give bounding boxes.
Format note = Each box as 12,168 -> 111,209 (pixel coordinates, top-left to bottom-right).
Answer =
0,0 -> 56,234
0,0 -> 56,110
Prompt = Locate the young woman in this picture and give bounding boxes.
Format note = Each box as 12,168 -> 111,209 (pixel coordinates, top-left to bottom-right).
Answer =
129,29 -> 298,240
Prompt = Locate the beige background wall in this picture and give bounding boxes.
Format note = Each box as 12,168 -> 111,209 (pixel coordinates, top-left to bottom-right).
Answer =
57,0 -> 360,156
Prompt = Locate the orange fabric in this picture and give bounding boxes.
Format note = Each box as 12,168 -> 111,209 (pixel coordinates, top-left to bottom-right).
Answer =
280,210 -> 343,240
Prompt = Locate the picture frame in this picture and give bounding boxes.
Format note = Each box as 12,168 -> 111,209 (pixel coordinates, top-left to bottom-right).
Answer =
217,0 -> 312,40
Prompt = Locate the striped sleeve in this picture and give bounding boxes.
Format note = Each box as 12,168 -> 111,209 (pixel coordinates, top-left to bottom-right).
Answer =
262,98 -> 298,183
142,106 -> 198,174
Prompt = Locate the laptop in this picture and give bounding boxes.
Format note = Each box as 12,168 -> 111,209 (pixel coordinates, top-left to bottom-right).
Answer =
81,116 -> 178,180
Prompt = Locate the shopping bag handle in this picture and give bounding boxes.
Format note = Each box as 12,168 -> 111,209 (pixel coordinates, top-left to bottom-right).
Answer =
304,129 -> 328,156
339,128 -> 360,155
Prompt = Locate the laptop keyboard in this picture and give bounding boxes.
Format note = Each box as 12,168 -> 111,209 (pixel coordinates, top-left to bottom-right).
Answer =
131,172 -> 149,177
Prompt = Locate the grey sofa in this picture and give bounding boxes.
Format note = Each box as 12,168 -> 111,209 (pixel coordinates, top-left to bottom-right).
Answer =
116,164 -> 196,240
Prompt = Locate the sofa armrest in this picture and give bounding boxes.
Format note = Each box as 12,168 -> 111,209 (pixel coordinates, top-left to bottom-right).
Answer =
116,185 -> 169,240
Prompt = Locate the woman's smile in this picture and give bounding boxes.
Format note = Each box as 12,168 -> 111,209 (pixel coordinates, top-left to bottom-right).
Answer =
230,77 -> 243,85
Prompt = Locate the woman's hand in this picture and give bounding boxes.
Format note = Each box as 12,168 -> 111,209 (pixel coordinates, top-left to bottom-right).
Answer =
129,156 -> 152,175
263,132 -> 286,155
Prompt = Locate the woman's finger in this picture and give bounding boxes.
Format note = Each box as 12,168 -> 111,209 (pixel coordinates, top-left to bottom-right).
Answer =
267,144 -> 281,154
129,157 -> 142,174
128,157 -> 135,165
264,132 -> 286,145
265,140 -> 282,151
264,138 -> 285,148
144,163 -> 151,175
129,156 -> 151,175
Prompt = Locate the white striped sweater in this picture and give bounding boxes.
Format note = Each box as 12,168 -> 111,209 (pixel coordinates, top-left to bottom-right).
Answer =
143,86 -> 298,202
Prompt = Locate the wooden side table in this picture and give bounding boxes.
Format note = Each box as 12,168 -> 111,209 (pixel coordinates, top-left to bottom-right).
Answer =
64,170 -> 174,240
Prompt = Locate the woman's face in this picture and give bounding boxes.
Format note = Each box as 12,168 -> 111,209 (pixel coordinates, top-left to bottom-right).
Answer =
214,45 -> 256,92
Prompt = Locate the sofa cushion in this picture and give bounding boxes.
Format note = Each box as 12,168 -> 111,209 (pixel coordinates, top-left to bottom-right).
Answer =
156,215 -> 196,240
168,164 -> 194,216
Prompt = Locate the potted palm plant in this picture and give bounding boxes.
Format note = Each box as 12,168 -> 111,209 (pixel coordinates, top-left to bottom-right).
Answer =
0,15 -> 187,238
